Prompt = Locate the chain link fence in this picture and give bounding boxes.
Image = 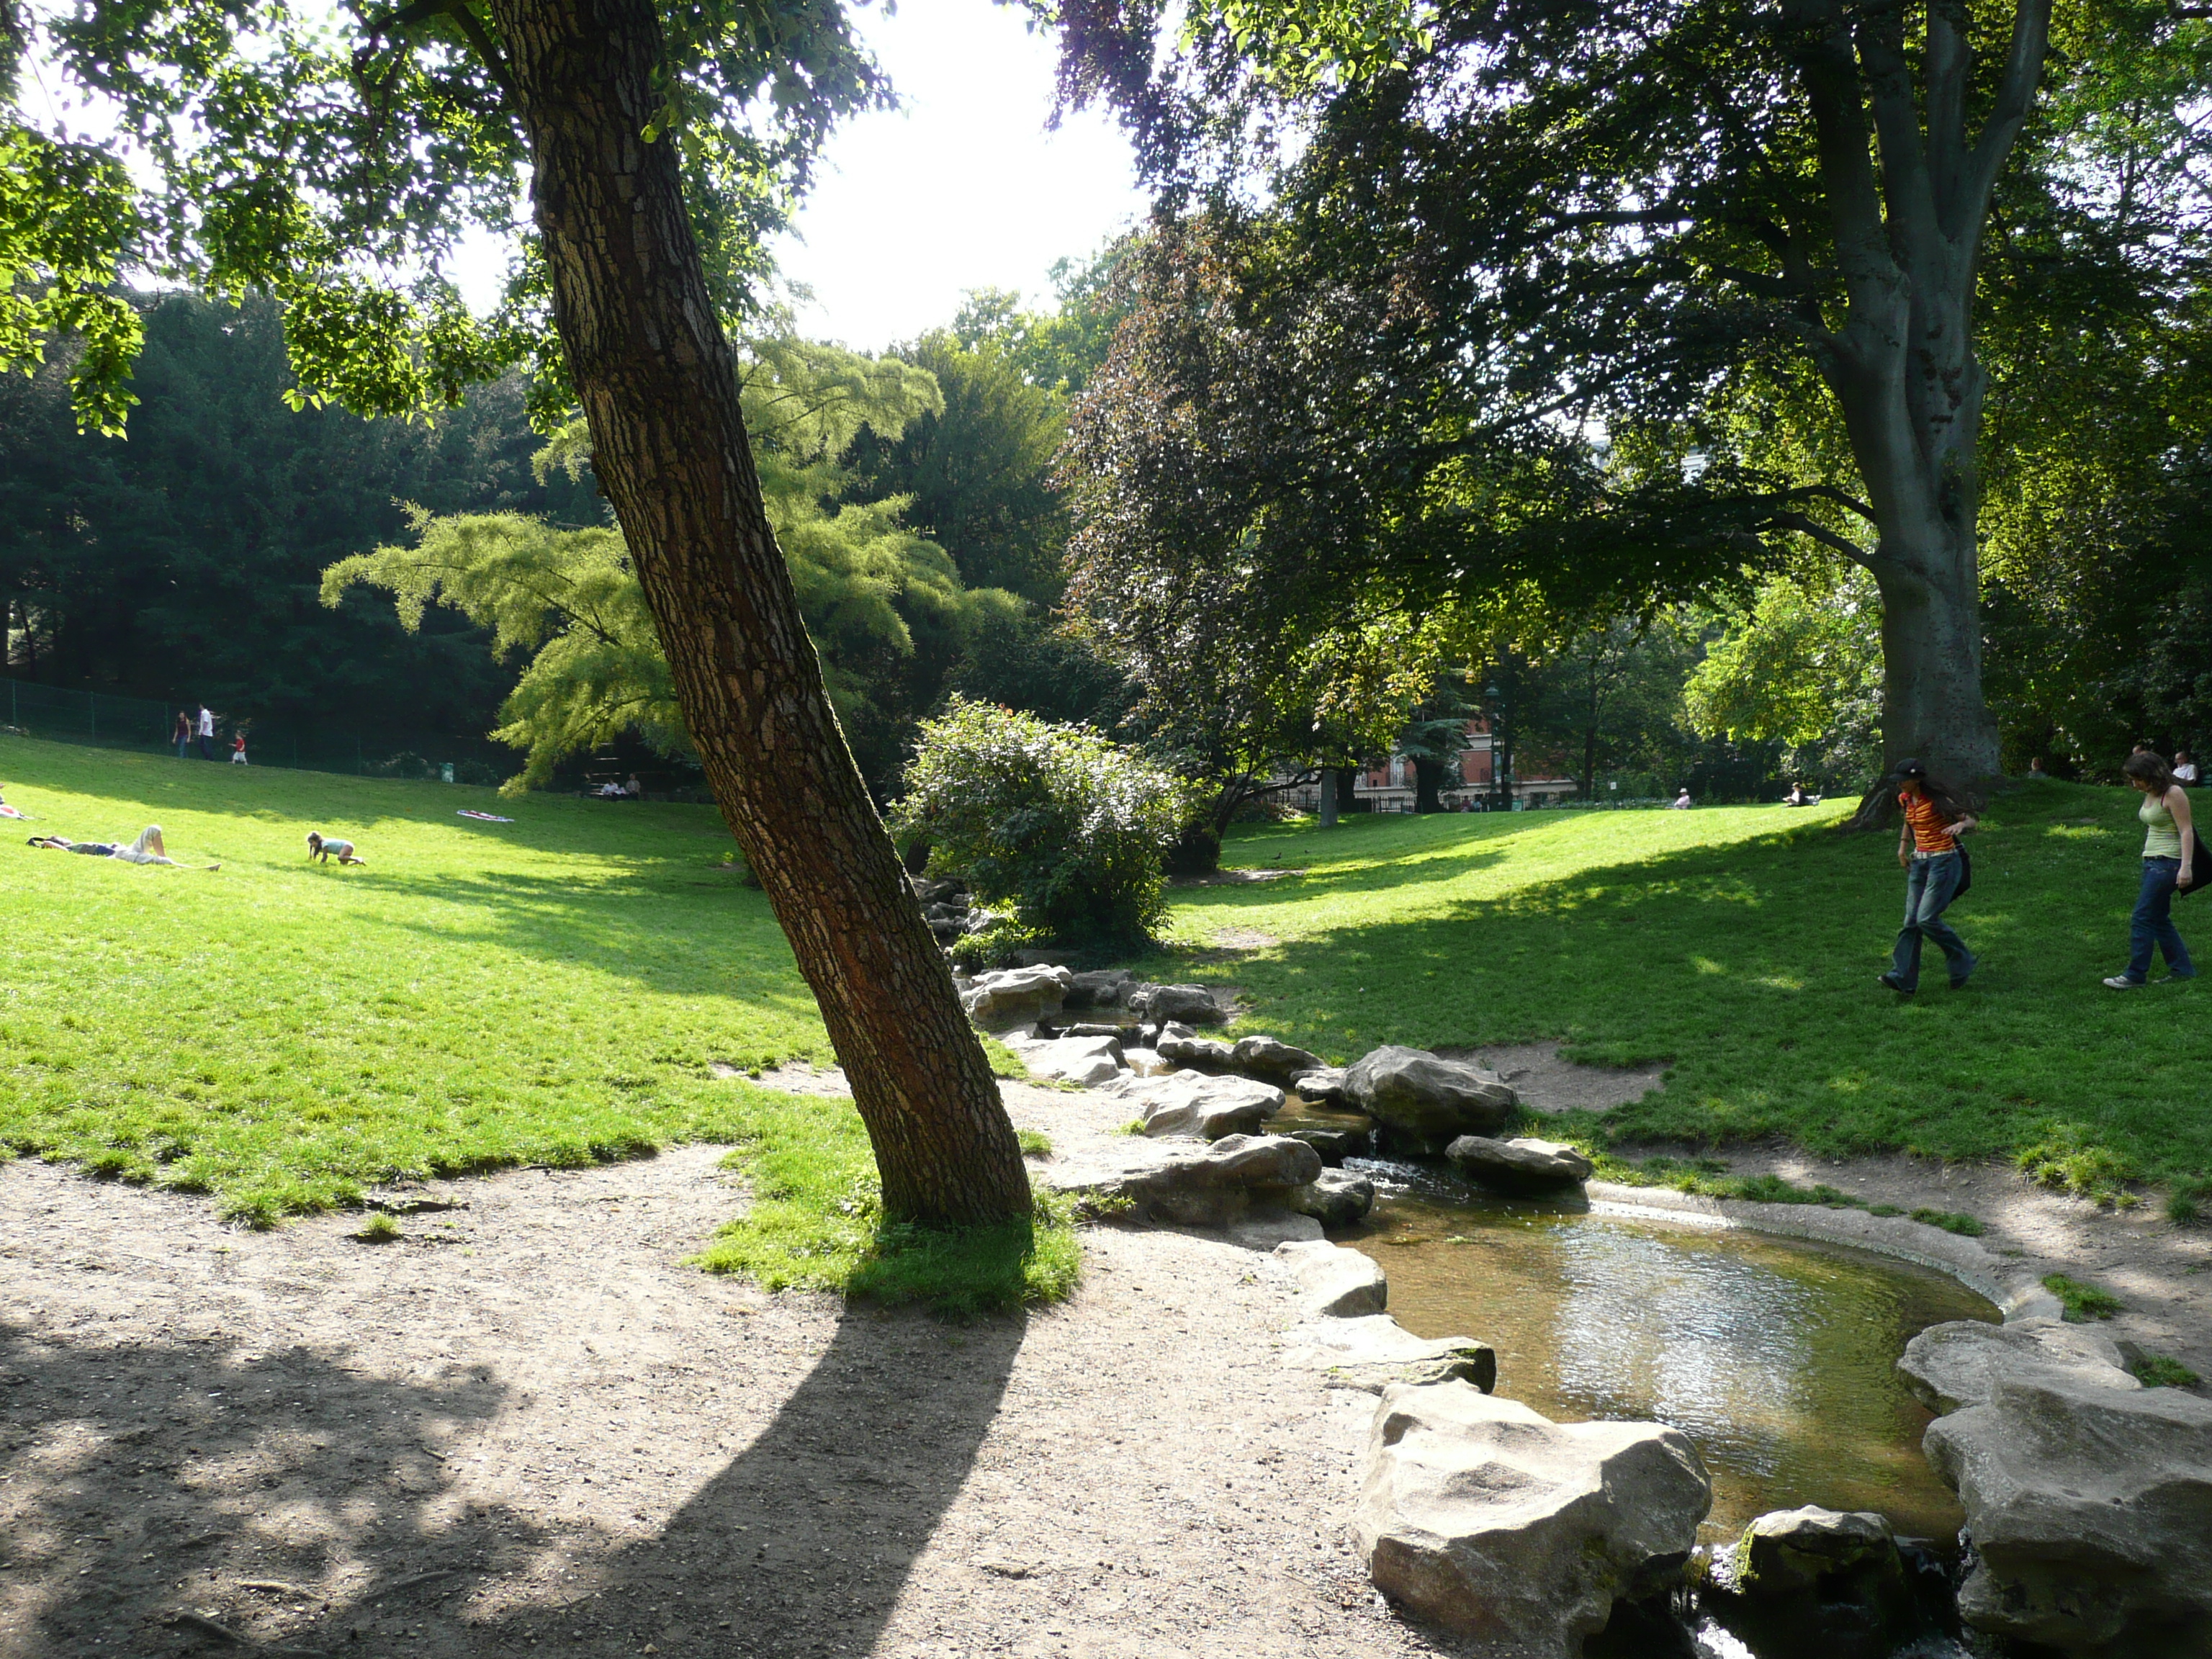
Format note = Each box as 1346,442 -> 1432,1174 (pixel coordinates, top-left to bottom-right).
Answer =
0,675 -> 513,785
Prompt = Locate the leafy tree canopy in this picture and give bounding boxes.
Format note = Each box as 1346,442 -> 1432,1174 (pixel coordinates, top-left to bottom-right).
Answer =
1046,0 -> 2212,786
3,0 -> 884,431
325,335 -> 1019,789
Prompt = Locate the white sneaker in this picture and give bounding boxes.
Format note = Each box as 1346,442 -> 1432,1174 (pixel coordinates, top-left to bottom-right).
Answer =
2103,975 -> 2144,989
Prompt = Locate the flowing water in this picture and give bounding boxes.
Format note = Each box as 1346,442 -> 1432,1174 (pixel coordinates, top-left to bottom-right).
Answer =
1335,1156 -> 2000,1547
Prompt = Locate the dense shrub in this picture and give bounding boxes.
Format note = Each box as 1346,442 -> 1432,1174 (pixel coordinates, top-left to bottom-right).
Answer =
896,697 -> 1185,941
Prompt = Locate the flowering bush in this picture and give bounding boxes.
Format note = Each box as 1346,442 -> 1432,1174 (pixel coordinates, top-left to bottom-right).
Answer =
896,698 -> 1187,942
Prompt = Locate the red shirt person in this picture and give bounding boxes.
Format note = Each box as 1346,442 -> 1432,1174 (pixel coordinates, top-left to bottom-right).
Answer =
1879,760 -> 1979,994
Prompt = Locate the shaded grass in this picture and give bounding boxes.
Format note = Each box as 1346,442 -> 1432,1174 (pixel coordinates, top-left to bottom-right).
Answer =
691,1087 -> 1079,1316
1147,781 -> 2209,1192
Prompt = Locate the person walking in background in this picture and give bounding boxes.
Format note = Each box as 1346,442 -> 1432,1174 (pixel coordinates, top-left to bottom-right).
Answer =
196,703 -> 215,760
174,711 -> 192,759
2105,751 -> 2195,989
1880,759 -> 1979,994
230,730 -> 248,765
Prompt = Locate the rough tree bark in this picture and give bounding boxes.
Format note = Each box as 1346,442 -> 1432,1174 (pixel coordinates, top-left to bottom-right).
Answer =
1787,0 -> 2051,806
487,0 -> 1030,1226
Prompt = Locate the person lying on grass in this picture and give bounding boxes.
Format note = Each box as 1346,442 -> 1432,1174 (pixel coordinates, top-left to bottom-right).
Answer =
27,825 -> 219,869
306,830 -> 366,866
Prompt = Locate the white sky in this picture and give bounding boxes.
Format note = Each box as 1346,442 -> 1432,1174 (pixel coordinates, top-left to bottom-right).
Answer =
769,0 -> 1153,348
446,0 -> 1152,347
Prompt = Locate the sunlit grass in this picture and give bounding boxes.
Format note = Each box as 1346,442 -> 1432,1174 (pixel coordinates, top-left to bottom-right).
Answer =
0,734 -> 829,1222
1151,782 -> 2208,1192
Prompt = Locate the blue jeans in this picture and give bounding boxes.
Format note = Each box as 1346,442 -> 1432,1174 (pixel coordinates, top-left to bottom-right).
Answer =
2124,857 -> 2194,982
1890,852 -> 1973,989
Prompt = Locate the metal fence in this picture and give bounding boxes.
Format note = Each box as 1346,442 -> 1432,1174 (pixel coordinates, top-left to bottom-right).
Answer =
0,675 -> 513,783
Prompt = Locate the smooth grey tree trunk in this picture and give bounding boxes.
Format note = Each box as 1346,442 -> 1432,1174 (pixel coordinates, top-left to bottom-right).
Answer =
1787,0 -> 2051,801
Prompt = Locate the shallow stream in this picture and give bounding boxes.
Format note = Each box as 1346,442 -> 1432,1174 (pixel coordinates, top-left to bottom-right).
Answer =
1336,1156 -> 2000,1547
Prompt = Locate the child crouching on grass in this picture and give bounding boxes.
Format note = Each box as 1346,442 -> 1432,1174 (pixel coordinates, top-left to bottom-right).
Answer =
306,830 -> 365,865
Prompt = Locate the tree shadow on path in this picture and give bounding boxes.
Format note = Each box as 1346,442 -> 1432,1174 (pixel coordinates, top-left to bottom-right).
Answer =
1,1305 -> 1026,1658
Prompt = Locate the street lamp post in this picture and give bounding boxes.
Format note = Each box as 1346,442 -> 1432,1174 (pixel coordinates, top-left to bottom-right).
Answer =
1485,678 -> 1514,814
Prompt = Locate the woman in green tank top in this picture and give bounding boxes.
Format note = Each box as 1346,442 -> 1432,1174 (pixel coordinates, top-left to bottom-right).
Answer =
2105,751 -> 2195,987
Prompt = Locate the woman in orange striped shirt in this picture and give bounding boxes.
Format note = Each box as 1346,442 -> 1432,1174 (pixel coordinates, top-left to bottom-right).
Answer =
1879,760 -> 1979,994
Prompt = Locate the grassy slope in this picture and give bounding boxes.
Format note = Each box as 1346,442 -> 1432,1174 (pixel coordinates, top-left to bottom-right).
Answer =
0,735 -> 832,1221
1162,783 -> 2207,1186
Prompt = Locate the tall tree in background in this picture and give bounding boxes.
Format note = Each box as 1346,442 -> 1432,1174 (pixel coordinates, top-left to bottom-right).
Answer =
1052,0 -> 2211,793
8,0 -> 1029,1226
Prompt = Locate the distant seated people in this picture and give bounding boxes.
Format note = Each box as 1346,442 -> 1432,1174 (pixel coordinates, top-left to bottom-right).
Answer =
595,779 -> 625,798
2177,750 -> 2200,785
305,830 -> 364,865
30,825 -> 215,868
1671,788 -> 1694,809
1784,782 -> 1810,807
2028,755 -> 2049,778
624,774 -> 643,799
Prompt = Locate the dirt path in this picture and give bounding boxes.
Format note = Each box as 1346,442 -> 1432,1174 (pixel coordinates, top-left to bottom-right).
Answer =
0,1081 -> 1444,1659
1613,1142 -> 2212,1383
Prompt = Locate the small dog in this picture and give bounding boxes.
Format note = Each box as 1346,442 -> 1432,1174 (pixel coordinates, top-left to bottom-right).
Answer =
307,831 -> 365,866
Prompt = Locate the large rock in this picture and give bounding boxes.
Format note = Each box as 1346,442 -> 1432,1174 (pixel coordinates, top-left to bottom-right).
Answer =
1345,1046 -> 1517,1153
1923,1370 -> 2212,1657
960,965 -> 1072,1031
1127,982 -> 1228,1025
1040,1133 -> 1321,1229
1290,1065 -> 1352,1106
1280,1316 -> 1498,1395
1010,1034 -> 1123,1087
1230,1034 -> 1325,1083
1730,1506 -> 1903,1599
1063,968 -> 1133,1010
1276,1239 -> 1387,1318
1290,1166 -> 1375,1226
1121,1073 -> 1285,1140
1357,1381 -> 1711,1655
1898,1317 -> 2136,1414
1285,1125 -> 1372,1164
1157,1030 -> 1236,1071
1445,1135 -> 1594,1192
1710,1508 -> 1915,1658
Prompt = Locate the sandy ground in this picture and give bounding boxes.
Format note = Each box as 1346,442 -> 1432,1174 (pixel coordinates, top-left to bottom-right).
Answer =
0,1079 -> 1444,1659
6,1052 -> 2204,1659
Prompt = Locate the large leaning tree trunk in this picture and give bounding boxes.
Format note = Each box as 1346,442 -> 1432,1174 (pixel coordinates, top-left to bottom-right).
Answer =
1791,0 -> 2051,802
487,0 -> 1030,1227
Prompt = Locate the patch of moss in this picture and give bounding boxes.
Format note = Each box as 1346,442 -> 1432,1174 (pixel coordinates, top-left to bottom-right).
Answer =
2043,1272 -> 2123,1321
2128,1352 -> 2201,1389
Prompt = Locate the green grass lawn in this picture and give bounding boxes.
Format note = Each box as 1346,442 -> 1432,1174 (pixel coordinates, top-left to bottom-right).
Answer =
5,736 -> 2203,1232
1161,784 -> 2210,1194
0,734 -> 834,1223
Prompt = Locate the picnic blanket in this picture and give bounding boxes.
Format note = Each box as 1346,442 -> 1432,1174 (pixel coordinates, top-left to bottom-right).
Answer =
457,809 -> 515,823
